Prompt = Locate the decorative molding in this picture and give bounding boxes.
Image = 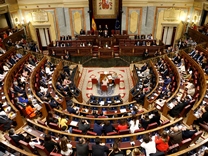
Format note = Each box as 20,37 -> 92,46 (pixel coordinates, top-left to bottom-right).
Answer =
152,6 -> 189,37
0,4 -> 8,14
31,9 -> 49,22
163,8 -> 181,21
204,3 -> 208,11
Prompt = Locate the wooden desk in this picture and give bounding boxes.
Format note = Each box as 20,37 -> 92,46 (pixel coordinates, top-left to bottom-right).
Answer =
98,48 -> 114,58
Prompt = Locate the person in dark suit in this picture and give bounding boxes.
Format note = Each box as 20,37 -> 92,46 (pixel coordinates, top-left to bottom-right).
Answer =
140,63 -> 148,72
143,49 -> 149,58
67,102 -> 79,114
76,138 -> 89,156
168,96 -> 190,118
78,119 -> 90,134
10,55 -> 16,65
163,76 -> 171,86
197,52 -> 204,63
44,134 -> 60,153
9,128 -> 25,145
13,81 -> 26,95
98,25 -> 103,36
150,110 -> 161,126
192,50 -> 199,60
194,105 -> 208,125
141,114 -> 150,129
93,121 -> 103,136
103,120 -> 116,135
60,35 -> 65,40
80,29 -> 85,35
189,48 -> 196,56
92,137 -> 109,156
182,125 -> 197,139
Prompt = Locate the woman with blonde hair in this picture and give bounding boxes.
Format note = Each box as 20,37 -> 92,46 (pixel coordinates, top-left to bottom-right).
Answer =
60,136 -> 73,156
126,148 -> 142,156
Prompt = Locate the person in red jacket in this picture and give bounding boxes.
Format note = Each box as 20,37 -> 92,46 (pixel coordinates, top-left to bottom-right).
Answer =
116,119 -> 129,131
155,131 -> 169,152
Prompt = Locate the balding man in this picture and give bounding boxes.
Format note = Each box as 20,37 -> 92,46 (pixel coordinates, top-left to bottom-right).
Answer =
169,126 -> 183,145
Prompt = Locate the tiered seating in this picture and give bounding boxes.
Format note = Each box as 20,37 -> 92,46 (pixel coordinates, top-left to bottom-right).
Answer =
88,95 -> 123,105
1,46 -> 208,155
144,55 -> 180,111
53,62 -> 83,103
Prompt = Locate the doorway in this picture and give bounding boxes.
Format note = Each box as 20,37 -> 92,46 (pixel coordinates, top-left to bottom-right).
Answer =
35,28 -> 51,51
161,26 -> 177,47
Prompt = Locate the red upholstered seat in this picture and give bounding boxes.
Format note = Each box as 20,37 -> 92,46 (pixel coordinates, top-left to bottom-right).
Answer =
50,152 -> 62,156
160,120 -> 170,126
107,131 -> 118,136
146,122 -> 158,130
35,144 -> 50,156
134,128 -> 145,133
199,122 -> 208,132
114,78 -> 120,84
178,104 -> 191,117
191,131 -> 203,144
48,123 -> 61,130
87,130 -> 97,136
86,115 -> 95,118
19,140 -> 34,153
118,129 -> 130,135
4,134 -> 18,146
179,138 -> 192,150
92,78 -> 98,84
72,128 -> 82,134
37,120 -> 47,127
168,144 -> 179,154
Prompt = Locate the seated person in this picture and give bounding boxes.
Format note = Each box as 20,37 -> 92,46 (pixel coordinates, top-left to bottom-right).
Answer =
9,128 -> 26,145
44,134 -> 60,153
194,105 -> 208,125
155,131 -> 169,152
103,120 -> 116,135
141,114 -> 150,129
168,96 -> 191,118
129,114 -> 140,133
80,29 -> 86,35
182,125 -> 197,139
78,119 -> 90,134
0,105 -> 16,131
25,135 -> 41,149
140,134 -> 157,156
149,110 -> 161,126
25,101 -> 36,118
93,121 -> 103,136
58,114 -> 68,130
46,111 -> 58,125
67,102 -> 79,114
116,119 -> 129,131
169,126 -> 183,145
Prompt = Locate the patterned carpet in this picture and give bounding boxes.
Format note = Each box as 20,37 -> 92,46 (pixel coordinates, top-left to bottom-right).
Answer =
78,67 -> 134,103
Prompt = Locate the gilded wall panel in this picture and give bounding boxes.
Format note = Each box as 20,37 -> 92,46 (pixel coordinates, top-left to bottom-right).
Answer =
69,8 -> 85,37
126,7 -> 142,35
73,12 -> 82,34
130,11 -> 138,33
